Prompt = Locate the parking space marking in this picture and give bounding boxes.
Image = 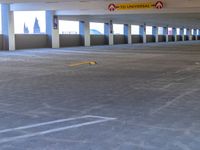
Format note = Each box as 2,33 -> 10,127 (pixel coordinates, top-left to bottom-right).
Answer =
0,115 -> 90,134
0,115 -> 116,144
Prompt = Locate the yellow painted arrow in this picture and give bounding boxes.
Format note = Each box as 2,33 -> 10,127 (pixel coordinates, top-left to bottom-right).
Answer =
68,61 -> 97,67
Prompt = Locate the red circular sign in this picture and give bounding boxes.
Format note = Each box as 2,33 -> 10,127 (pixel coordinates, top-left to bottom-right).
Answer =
108,3 -> 116,11
155,1 -> 164,9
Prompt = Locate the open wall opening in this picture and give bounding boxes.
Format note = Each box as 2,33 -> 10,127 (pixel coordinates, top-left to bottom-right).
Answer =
14,11 -> 47,49
158,27 -> 165,42
146,26 -> 155,43
59,20 -> 79,34
59,20 -> 83,47
113,24 -> 125,44
176,28 -> 182,41
131,25 -> 142,43
14,11 -> 46,34
168,27 -> 174,42
90,22 -> 107,46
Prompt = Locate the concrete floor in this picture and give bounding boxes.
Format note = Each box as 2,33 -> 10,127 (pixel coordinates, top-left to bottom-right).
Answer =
0,41 -> 200,150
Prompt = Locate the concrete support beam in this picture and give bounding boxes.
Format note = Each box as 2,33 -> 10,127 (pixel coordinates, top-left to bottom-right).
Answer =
152,26 -> 158,43
180,28 -> 184,41
46,10 -> 60,48
80,21 -> 90,47
2,4 -> 15,51
124,24 -> 132,44
163,26 -> 168,42
140,24 -> 146,44
172,28 -> 177,42
104,21 -> 114,45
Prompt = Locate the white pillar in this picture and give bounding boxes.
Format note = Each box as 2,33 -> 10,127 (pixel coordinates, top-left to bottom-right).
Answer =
197,29 -> 200,40
140,24 -> 146,43
172,28 -> 177,42
187,29 -> 192,41
46,11 -> 60,48
180,28 -> 184,41
2,4 -> 15,51
152,26 -> 158,43
124,24 -> 132,44
80,21 -> 90,47
104,21 -> 114,45
163,27 -> 168,42
194,29 -> 197,40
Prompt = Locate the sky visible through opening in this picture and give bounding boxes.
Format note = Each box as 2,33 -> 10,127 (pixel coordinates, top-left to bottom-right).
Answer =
14,11 -> 46,34
113,24 -> 124,35
131,25 -> 140,35
59,20 -> 79,34
90,22 -> 104,34
146,26 -> 152,35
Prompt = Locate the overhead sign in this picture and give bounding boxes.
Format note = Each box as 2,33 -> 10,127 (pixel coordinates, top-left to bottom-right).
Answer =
108,1 -> 164,11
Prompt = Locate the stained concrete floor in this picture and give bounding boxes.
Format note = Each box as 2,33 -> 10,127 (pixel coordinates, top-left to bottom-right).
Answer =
0,41 -> 200,150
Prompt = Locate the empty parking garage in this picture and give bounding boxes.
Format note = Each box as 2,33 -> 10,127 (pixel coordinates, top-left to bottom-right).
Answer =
0,0 -> 200,150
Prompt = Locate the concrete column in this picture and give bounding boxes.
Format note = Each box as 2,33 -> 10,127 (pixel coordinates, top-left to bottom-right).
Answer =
163,26 -> 168,42
172,28 -> 177,42
197,29 -> 200,40
140,24 -> 146,43
152,26 -> 158,43
2,4 -> 15,51
104,21 -> 114,45
80,21 -> 90,47
187,29 -> 192,41
180,28 -> 184,41
193,29 -> 197,40
124,24 -> 132,44
46,11 -> 60,48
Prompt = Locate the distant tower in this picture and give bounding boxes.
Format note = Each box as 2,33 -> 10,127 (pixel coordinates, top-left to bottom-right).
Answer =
33,18 -> 41,34
23,23 -> 29,34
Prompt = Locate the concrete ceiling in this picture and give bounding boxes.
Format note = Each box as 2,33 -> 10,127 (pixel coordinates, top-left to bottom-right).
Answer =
59,13 -> 200,29
1,0 -> 200,29
1,0 -> 103,3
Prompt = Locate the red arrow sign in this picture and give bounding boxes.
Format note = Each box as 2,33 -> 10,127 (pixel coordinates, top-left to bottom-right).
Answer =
108,3 -> 116,11
155,1 -> 164,9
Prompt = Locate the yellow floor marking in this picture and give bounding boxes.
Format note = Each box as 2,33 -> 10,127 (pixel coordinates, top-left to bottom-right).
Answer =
68,61 -> 97,67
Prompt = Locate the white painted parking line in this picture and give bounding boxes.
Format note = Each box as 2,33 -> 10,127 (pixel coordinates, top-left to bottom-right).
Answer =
0,115 -> 116,144
0,115 -> 90,134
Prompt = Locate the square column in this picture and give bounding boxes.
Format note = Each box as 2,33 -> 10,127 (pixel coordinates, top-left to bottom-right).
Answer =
187,29 -> 192,41
80,21 -> 90,47
193,29 -> 197,40
163,27 -> 168,42
172,28 -> 177,42
197,29 -> 200,40
104,21 -> 113,45
2,4 -> 15,51
124,24 -> 132,44
180,28 -> 184,41
140,24 -> 146,43
152,26 -> 158,43
46,11 -> 60,48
